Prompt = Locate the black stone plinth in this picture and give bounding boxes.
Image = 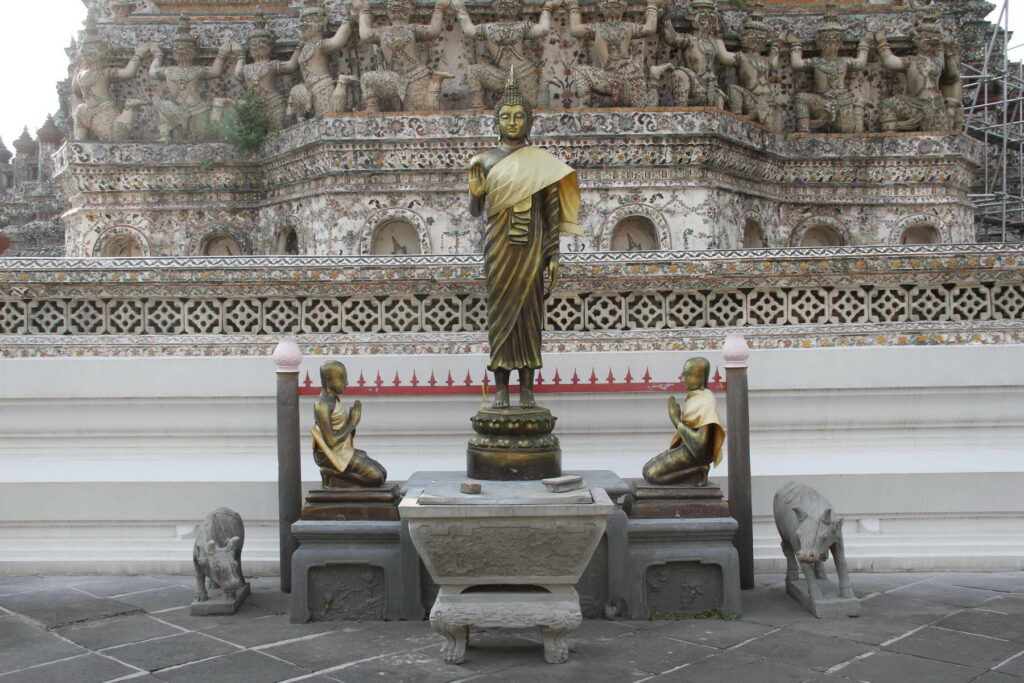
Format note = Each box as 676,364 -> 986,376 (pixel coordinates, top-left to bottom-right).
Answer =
300,483 -> 401,521
624,479 -> 731,519
467,406 -> 561,480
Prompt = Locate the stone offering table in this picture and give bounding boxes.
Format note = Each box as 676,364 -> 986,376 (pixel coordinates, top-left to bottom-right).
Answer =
400,481 -> 614,664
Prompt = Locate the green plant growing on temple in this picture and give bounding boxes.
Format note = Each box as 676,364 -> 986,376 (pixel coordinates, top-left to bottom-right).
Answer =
221,93 -> 274,156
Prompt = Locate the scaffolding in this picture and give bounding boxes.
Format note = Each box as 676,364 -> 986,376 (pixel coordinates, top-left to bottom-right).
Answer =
963,0 -> 1024,242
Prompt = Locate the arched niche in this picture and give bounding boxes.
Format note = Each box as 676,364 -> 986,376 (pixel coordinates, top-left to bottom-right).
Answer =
190,226 -> 251,256
610,216 -> 658,251
93,226 -> 150,257
791,217 -> 849,247
889,214 -> 950,245
598,205 -> 669,251
360,208 -> 431,255
274,225 -> 300,255
742,217 -> 765,248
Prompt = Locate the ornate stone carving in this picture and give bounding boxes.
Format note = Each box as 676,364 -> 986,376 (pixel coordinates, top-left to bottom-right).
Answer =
876,7 -> 963,133
662,0 -> 726,108
355,0 -> 454,113
788,5 -> 869,133
288,0 -> 359,118
646,561 -> 723,617
306,563 -> 386,620
149,16 -> 239,141
452,0 -> 557,109
566,0 -> 669,108
71,12 -> 151,141
234,13 -> 297,131
723,3 -> 784,133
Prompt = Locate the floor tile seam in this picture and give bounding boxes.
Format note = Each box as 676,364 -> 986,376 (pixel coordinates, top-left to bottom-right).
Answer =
247,643 -> 319,672
106,672 -> 158,682
932,624 -> 1016,643
631,649 -> 720,682
142,649 -> 245,676
0,651 -> 95,678
250,628 -> 337,651
98,628 -> 221,654
884,575 -> 958,595
108,584 -> 182,599
273,641 -> 441,681
879,607 -> 966,647
721,625 -> 784,651
974,607 -> 1013,616
824,648 -> 878,674
145,613 -> 204,634
655,632 -> 726,652
993,648 -> 1024,672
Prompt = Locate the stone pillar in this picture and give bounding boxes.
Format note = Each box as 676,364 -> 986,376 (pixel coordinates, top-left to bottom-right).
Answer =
723,333 -> 753,589
273,338 -> 303,593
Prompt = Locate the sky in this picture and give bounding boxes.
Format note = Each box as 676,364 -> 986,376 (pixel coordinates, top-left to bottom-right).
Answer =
0,0 -> 1021,152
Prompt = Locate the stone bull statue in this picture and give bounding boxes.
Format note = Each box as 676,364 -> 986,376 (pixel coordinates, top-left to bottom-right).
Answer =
193,507 -> 247,610
773,482 -> 855,610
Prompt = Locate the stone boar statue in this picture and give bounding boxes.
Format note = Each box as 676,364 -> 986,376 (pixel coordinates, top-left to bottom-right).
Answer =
193,507 -> 246,603
773,482 -> 854,601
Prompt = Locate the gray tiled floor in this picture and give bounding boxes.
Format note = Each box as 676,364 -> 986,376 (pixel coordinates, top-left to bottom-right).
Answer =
0,572 -> 1021,682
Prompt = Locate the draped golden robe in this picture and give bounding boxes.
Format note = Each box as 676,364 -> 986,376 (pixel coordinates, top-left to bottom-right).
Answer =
481,145 -> 581,371
668,388 -> 726,467
311,399 -> 355,473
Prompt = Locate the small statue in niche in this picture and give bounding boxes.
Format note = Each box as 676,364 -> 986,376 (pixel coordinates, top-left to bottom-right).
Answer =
661,0 -> 726,108
452,0 -> 558,110
288,0 -> 359,119
565,0 -> 672,108
71,11 -> 151,141
787,5 -> 869,133
312,360 -> 388,488
723,3 -> 784,133
875,7 -> 962,133
354,0 -> 454,113
235,13 -> 298,131
149,15 -> 239,142
642,357 -> 725,486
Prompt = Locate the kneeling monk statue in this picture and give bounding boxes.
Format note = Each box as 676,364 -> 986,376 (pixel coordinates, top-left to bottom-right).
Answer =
311,360 -> 387,487
468,67 -> 582,408
642,357 -> 726,486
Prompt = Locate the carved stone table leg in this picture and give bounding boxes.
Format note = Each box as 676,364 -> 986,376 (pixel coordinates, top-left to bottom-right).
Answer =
432,618 -> 468,664
541,626 -> 571,664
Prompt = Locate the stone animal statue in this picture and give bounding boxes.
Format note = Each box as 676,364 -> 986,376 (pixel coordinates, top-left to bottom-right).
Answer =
193,507 -> 246,602
773,482 -> 853,601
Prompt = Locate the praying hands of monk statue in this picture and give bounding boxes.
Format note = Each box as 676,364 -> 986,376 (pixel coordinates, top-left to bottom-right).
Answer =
311,360 -> 388,488
642,357 -> 726,487
565,0 -> 671,108
353,0 -> 455,113
661,0 -> 727,108
452,0 -> 559,110
467,70 -> 581,409
288,0 -> 359,119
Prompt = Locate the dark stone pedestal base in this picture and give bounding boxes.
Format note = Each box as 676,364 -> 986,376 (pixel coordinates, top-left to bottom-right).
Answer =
467,406 -> 561,480
290,520 -> 423,623
624,480 -> 731,519
301,484 -> 401,521
190,582 -> 249,616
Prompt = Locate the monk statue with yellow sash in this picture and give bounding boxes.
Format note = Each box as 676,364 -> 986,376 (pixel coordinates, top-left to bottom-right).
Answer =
642,357 -> 726,486
468,68 -> 581,410
311,360 -> 387,488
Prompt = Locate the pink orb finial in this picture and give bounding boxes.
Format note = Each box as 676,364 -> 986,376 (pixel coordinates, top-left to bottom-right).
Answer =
722,333 -> 750,368
272,337 -> 303,373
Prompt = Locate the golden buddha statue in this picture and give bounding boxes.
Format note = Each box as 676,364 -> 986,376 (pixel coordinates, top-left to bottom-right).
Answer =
642,357 -> 726,486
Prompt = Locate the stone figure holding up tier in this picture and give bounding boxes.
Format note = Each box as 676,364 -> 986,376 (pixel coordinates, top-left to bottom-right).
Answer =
354,0 -> 454,113
467,69 -> 581,408
787,6 -> 869,133
289,0 -> 359,119
643,357 -> 726,486
453,0 -> 558,110
71,11 -> 151,141
235,13 -> 298,131
875,7 -> 962,133
566,0 -> 672,108
662,0 -> 727,108
149,16 -> 239,142
312,360 -> 387,488
723,3 -> 784,133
